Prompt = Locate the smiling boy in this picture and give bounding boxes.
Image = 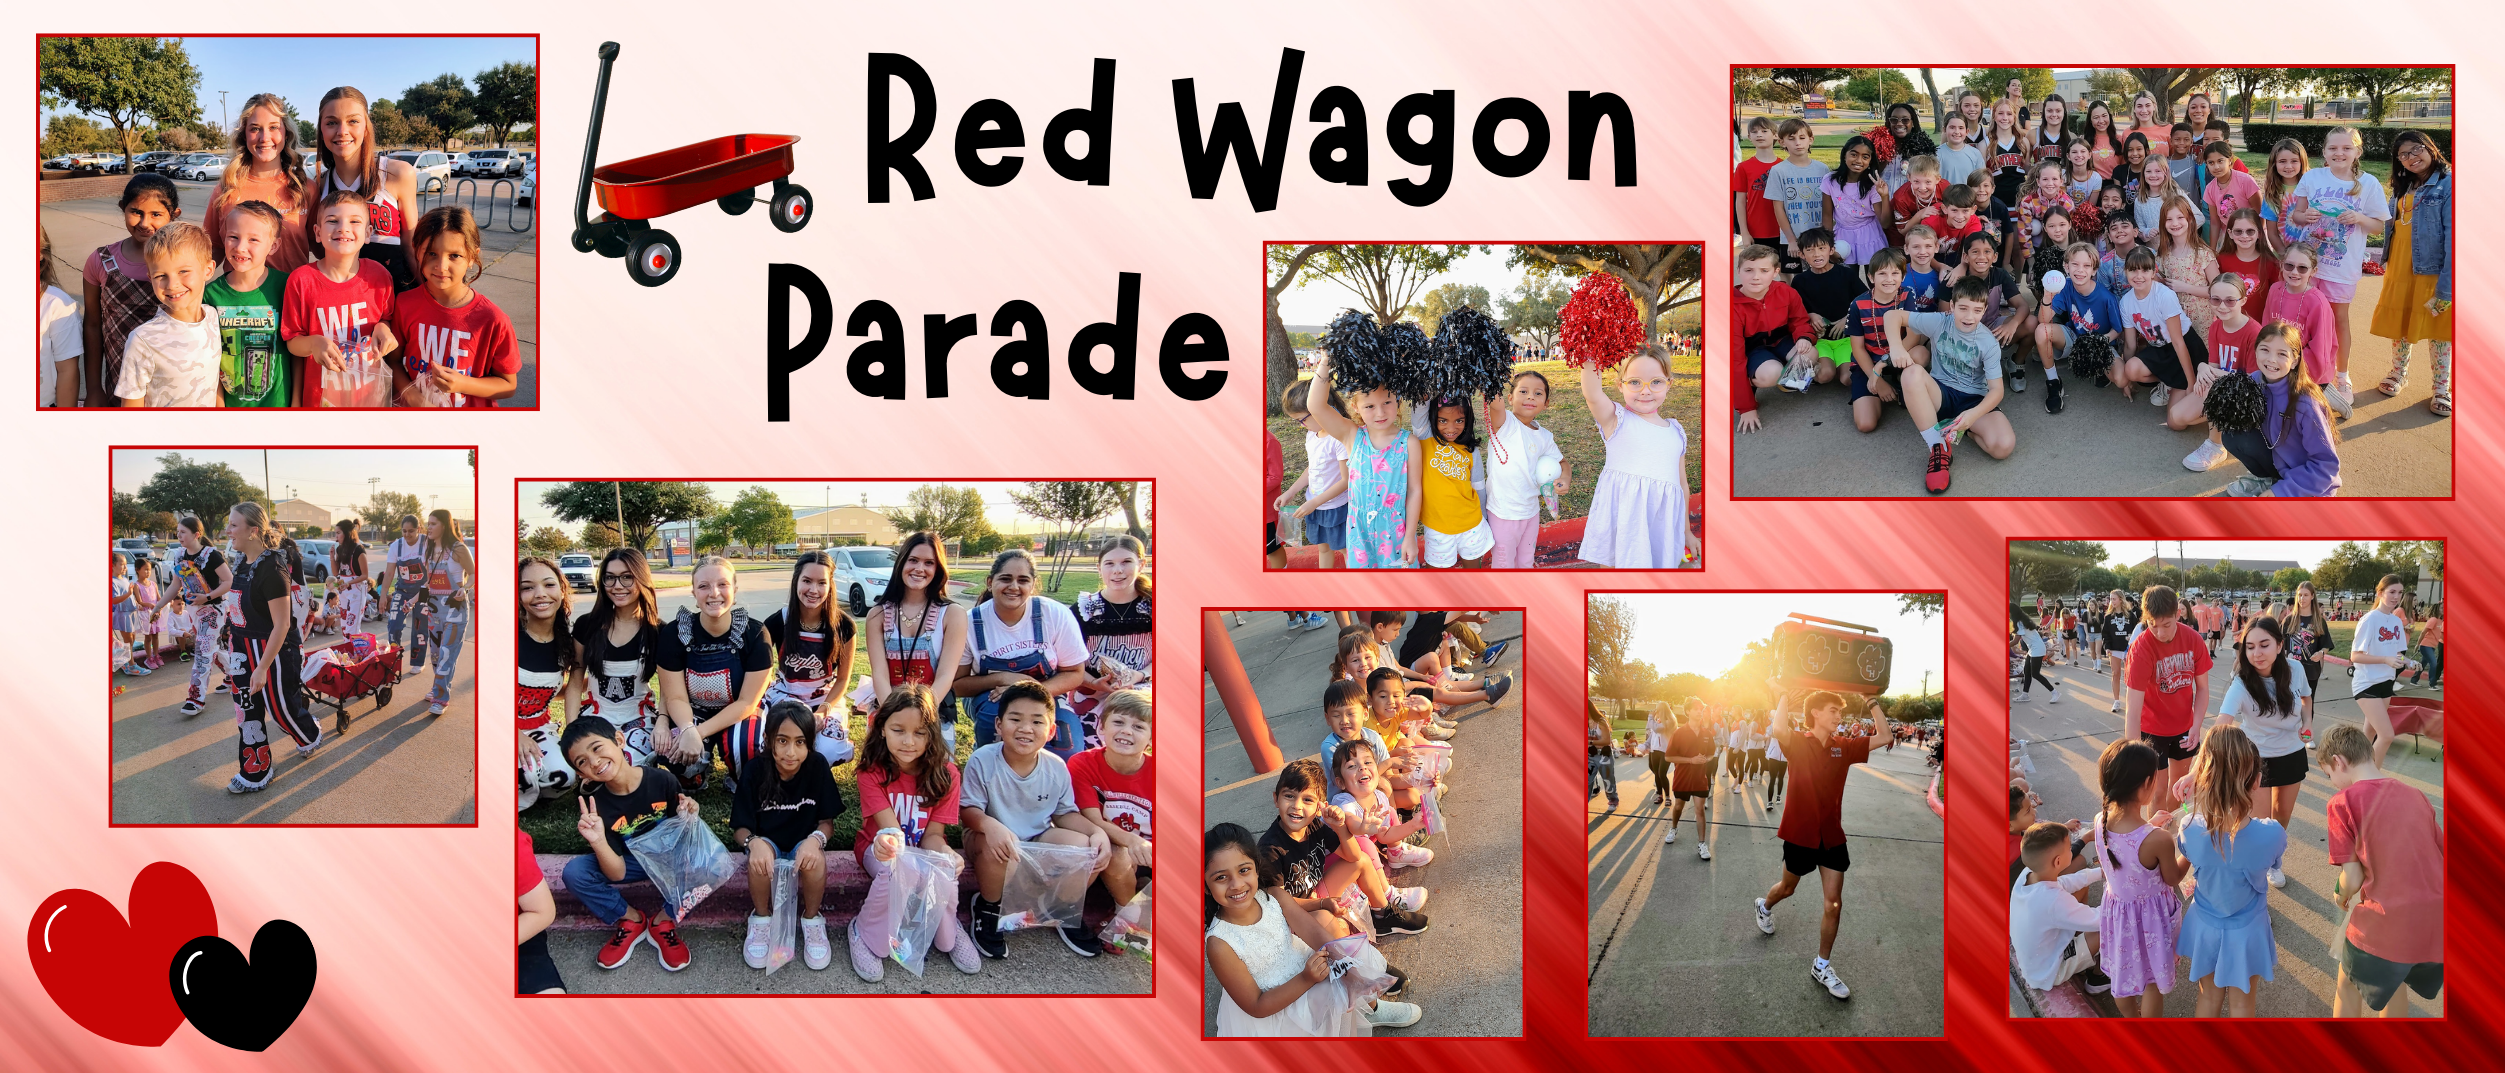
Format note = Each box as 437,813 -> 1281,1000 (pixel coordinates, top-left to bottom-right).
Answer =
1069,689 -> 1155,910
114,222 -> 223,408
1884,276 -> 2017,493
206,201 -> 293,407
558,718 -> 697,972
280,189 -> 396,407
1756,689 -> 1895,1000
961,681 -> 1113,959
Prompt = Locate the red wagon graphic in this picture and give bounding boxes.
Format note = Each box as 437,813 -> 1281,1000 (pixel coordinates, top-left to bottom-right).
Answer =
570,42 -> 813,287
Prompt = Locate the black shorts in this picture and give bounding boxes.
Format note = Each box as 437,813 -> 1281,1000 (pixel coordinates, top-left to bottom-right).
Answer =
518,932 -> 565,994
2339,941 -> 2444,1012
1848,362 -> 1903,403
2142,727 -> 2201,763
2261,748 -> 2308,788
1783,838 -> 1850,876
2136,325 -> 2205,389
1936,384 -> 1988,424
1673,788 -> 1709,801
1749,349 -> 1786,381
2357,680 -> 2396,699
1265,520 -> 1282,555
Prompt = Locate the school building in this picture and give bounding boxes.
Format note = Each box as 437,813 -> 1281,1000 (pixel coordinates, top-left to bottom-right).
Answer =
793,505 -> 903,546
272,498 -> 333,531
2126,556 -> 2302,577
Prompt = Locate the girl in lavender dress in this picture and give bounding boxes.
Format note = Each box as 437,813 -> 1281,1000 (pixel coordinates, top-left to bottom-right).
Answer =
2094,739 -> 2185,1016
1576,348 -> 1689,568
1821,136 -> 1888,267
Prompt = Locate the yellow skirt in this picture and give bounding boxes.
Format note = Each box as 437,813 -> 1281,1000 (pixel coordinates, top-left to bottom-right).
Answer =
2370,219 -> 2452,343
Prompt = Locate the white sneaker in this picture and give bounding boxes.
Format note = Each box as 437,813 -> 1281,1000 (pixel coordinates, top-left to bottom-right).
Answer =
1384,841 -> 1434,868
1390,886 -> 1430,912
1664,827 -> 1678,845
1755,897 -> 1776,934
2327,387 -> 2354,420
2110,699 -> 2122,713
744,914 -> 773,969
800,914 -> 831,970
1698,840 -> 1712,861
2266,867 -> 2286,889
2182,440 -> 2230,471
1813,960 -> 1852,999
1364,998 -> 1424,1029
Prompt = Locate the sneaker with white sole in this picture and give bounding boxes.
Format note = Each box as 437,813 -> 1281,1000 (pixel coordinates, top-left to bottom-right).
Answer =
2225,475 -> 2276,497
1364,999 -> 1424,1029
1418,723 -> 1456,741
2266,866 -> 2286,889
744,914 -> 773,969
846,919 -> 886,982
1383,841 -> 1434,868
1755,897 -> 1776,934
179,699 -> 206,716
1812,960 -> 1851,999
1389,886 -> 1430,912
1698,840 -> 1711,861
801,915 -> 831,970
945,920 -> 983,974
2110,699 -> 2122,713
2183,439 -> 2231,471
1664,827 -> 1678,845
2150,384 -> 2170,407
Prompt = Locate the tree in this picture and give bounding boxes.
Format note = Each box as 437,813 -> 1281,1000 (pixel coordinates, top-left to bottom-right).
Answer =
522,526 -> 571,558
1498,276 -> 1571,351
1656,672 -> 1713,707
1897,593 -> 1946,620
370,100 -> 413,149
359,490 -> 424,531
1594,657 -> 1659,706
112,491 -> 152,535
1839,69 -> 1917,110
1264,243 -> 1334,416
297,119 -> 318,145
2225,68 -> 2292,121
1299,244 -> 1479,328
2308,68 -> 2450,126
1408,282 -> 1492,337
1115,481 -> 1149,542
540,481 -> 716,554
2311,541 -> 2378,594
717,486 -> 797,554
2077,567 -> 2121,596
399,73 -> 476,145
2011,540 -> 2108,595
1007,482 -> 1125,590
39,37 -> 201,159
157,125 -> 202,152
404,116 -> 443,150
1587,596 -> 1635,687
884,484 -> 993,546
2272,567 -> 2312,592
1509,244 -> 1705,352
471,61 -> 537,146
135,453 -> 267,525
576,520 -> 623,550
1767,68 -> 1851,101
2124,68 -> 2224,122
2375,541 -> 2444,579
1965,68 -> 2056,109
2087,69 -> 2141,104
1916,68 -> 1947,133
43,115 -> 118,156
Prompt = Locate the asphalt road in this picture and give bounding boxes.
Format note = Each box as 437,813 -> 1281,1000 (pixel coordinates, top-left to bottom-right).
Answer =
2008,651 -> 2444,1016
41,175 -> 539,407
110,605 -> 477,824
1202,611 -> 1524,1037
1733,274 -> 2449,497
1587,733 -> 1945,1036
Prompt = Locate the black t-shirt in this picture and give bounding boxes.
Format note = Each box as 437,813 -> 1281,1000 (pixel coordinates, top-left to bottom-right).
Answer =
653,609 -> 774,718
335,539 -> 366,580
728,750 -> 844,850
1396,610 -> 1449,668
591,766 -> 680,857
762,608 -> 846,687
277,540 -> 306,585
2289,611 -> 2332,662
232,549 -> 294,646
2101,610 -> 2134,648
1258,816 -> 1341,900
1789,264 -> 1861,325
1075,590 -> 1152,678
574,613 -> 656,707
517,626 -> 565,725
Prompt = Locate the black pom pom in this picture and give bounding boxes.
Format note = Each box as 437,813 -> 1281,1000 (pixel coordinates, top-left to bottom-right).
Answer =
1896,129 -> 1936,162
1381,321 -> 1435,400
2204,370 -> 2267,432
1433,305 -> 1516,399
1320,309 -> 1394,395
2065,332 -> 2113,379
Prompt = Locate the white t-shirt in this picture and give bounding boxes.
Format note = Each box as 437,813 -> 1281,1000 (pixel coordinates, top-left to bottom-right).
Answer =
2216,667 -> 2312,758
1484,410 -> 1563,522
959,596 -> 1090,673
1765,734 -> 1786,763
2349,609 -> 2411,690
2010,867 -> 2104,991
114,307 -> 223,407
1301,429 -> 1350,510
41,285 -> 82,406
2290,168 -> 2390,285
2119,284 -> 2187,346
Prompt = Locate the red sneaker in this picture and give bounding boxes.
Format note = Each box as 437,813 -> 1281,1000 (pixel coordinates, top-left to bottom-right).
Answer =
1923,441 -> 1954,495
648,915 -> 692,971
596,915 -> 649,970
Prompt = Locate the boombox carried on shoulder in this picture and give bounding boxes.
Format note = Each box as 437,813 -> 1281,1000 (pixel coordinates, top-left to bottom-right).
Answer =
1771,614 -> 1892,696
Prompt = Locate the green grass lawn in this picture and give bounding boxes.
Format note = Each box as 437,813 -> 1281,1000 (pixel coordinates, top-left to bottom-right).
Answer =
1270,353 -> 1704,530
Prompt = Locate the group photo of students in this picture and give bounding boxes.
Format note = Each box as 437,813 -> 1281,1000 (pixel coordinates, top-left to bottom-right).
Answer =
1201,609 -> 1523,1036
1265,244 -> 1705,570
39,36 -> 537,408
110,448 -> 478,824
2006,540 -> 2442,1018
1729,67 -> 2452,497
513,480 -> 1152,995
1586,592 -> 1944,1036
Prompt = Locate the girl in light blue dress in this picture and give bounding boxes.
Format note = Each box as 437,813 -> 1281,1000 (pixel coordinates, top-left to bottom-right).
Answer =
2172,724 -> 2283,1016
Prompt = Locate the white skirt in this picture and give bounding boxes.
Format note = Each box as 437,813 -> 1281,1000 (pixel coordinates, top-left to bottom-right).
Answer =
1209,938 -> 1385,1037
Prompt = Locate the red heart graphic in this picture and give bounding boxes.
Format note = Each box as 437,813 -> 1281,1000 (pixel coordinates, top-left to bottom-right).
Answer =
26,862 -> 218,1047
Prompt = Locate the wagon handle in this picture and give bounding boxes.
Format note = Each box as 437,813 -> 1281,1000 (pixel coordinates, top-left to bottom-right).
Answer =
575,41 -> 622,233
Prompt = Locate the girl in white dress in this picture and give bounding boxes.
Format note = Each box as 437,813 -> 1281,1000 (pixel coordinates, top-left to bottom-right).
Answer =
1204,823 -> 1419,1036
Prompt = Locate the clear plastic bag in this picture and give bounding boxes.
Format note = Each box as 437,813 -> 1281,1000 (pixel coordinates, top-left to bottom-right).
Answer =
764,858 -> 799,975
996,840 -> 1097,932
1321,935 -> 1395,1003
1097,879 -> 1152,958
625,814 -> 737,920
319,329 -> 393,408
885,845 -> 960,977
1419,781 -> 1448,836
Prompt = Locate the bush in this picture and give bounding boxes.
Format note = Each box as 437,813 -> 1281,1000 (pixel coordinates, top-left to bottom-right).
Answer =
2240,122 -> 2450,161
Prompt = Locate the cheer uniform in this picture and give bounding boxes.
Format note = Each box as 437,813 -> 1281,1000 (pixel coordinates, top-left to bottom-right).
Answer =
655,607 -> 773,783
1074,587 -> 1152,749
384,537 -> 431,667
226,548 -> 322,792
760,607 -> 854,764
574,613 -> 661,766
517,625 -> 573,803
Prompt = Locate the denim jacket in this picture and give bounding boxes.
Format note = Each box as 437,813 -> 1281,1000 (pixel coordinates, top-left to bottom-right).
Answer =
2400,169 -> 2451,303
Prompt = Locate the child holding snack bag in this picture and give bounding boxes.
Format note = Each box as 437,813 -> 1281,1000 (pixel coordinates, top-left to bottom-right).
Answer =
849,685 -> 981,981
388,206 -> 519,407
280,190 -> 396,407
1070,689 -> 1155,912
2169,725 -> 2282,1017
1205,823 -> 1421,1035
557,718 -> 698,972
206,201 -> 293,407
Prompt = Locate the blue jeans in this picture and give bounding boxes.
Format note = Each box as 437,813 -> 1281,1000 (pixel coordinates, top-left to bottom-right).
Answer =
2417,644 -> 2442,686
427,605 -> 467,707
386,585 -> 430,667
562,853 -> 672,925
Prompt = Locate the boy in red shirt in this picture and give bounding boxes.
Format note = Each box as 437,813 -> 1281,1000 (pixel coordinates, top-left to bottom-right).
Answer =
2122,585 -> 2211,815
1067,689 -> 1153,909
2320,723 -> 2443,1017
1929,186 -> 1991,269
1731,244 -> 1817,435
1886,155 -> 1945,246
1755,688 -> 1891,1001
281,190 -> 396,407
1662,703 -> 1718,857
1732,117 -> 1783,249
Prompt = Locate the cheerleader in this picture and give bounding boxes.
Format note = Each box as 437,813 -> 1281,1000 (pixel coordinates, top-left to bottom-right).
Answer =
517,556 -> 579,811
756,551 -> 858,766
573,547 -> 665,766
223,503 -> 325,794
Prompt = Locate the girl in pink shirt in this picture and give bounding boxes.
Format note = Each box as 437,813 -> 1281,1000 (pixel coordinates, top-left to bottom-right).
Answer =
2262,245 -> 2340,385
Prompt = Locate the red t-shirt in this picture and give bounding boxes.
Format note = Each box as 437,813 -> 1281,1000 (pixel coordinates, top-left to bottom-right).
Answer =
388,289 -> 520,408
1668,726 -> 1713,793
1774,728 -> 1870,849
2208,316 -> 2263,374
515,828 -> 543,898
853,761 -> 962,861
1067,747 -> 1153,840
1262,429 -> 1283,524
1930,212 -> 1988,252
1733,155 -> 1782,239
1887,184 -> 1942,245
2126,623 -> 2212,737
2328,777 -> 2443,964
2214,251 -> 2280,323
279,260 -> 396,407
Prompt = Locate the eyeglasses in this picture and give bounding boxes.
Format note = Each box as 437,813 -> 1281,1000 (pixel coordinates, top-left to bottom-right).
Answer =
2209,294 -> 2242,304
602,573 -> 637,588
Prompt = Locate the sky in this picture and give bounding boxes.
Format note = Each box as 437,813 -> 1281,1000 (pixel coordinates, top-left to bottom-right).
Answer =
43,36 -> 538,135
1275,244 -> 1537,328
514,480 -> 1146,535
112,449 -> 476,519
2077,540 -> 2375,572
1606,592 -> 1946,698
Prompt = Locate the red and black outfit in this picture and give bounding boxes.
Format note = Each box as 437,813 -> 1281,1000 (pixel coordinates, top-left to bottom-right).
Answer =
1731,282 -> 1814,419
227,547 -> 322,790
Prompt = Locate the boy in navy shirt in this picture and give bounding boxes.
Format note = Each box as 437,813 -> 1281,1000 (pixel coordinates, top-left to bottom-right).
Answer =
2033,241 -> 2123,413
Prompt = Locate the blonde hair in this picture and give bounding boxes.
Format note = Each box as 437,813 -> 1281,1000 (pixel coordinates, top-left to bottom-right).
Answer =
2323,127 -> 2366,194
228,501 -> 278,545
39,222 -> 57,289
2191,724 -> 2262,852
215,92 -> 308,207
144,221 -> 215,265
1906,154 -> 1940,178
692,553 -> 736,586
1100,689 -> 1152,739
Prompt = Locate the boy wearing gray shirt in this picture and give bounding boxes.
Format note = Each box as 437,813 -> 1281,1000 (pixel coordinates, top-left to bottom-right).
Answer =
961,681 -> 1111,959
1883,276 -> 2017,494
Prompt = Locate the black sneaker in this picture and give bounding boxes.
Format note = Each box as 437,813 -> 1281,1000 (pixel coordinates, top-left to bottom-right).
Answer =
1057,924 -> 1103,957
1382,962 -> 1409,997
2009,362 -> 2027,392
2044,376 -> 2065,414
971,896 -> 1007,959
2093,372 -> 2111,388
1372,905 -> 1431,935
2078,963 -> 2112,994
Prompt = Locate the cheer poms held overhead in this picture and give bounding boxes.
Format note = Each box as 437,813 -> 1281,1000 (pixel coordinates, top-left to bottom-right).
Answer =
1558,274 -> 1645,371
2203,371 -> 2268,433
1322,304 -> 1517,401
1321,308 -> 1400,395
1428,305 -> 1519,400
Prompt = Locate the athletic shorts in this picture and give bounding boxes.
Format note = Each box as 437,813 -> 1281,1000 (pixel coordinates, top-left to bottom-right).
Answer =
1814,338 -> 1855,366
1782,838 -> 1850,876
1304,503 -> 1348,550
2339,940 -> 2443,1011
2142,727 -> 2201,763
2136,325 -> 2205,389
2041,931 -> 2101,990
2316,277 -> 2357,304
1936,384 -> 1989,424
1748,348 -> 1785,381
2261,748 -> 2308,788
2043,322 -> 2075,350
2357,680 -> 2396,699
1265,520 -> 1282,555
1673,788 -> 1709,801
1421,518 -> 1495,568
1848,362 -> 1902,403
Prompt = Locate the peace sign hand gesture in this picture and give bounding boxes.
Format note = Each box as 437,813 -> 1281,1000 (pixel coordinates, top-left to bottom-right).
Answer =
576,796 -> 605,845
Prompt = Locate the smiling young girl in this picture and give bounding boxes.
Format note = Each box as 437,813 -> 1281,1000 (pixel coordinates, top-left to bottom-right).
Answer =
205,92 -> 312,277
2218,322 -> 2342,498
516,556 -> 580,811
1306,352 -> 1423,569
865,531 -> 968,740
2347,574 -> 2421,767
311,85 -> 421,292
1413,396 -> 1493,570
760,551 -> 857,764
2369,129 -> 2452,416
2214,210 -> 2281,324
730,702 -> 842,972
1206,822 -> 1418,1035
575,549 -> 664,766
2154,196 -> 2221,336
82,173 -> 179,407
1074,535 -> 1152,740
1579,349 -> 1689,568
1820,135 -> 1889,267
1481,370 -> 1569,568
849,685 -> 980,980
2261,245 -> 2341,397
388,206 -> 519,407
2211,616 -> 2311,889
2287,128 -> 2391,406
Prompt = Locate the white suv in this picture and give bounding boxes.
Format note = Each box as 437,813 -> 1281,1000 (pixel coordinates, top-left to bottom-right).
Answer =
388,150 -> 454,192
828,546 -> 897,616
462,148 -> 522,177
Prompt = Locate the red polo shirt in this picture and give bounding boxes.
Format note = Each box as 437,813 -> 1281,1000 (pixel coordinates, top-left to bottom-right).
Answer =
1775,728 -> 1871,849
1669,726 -> 1714,793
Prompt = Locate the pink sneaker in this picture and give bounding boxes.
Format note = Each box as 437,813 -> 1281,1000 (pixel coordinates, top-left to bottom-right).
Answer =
1383,841 -> 1434,869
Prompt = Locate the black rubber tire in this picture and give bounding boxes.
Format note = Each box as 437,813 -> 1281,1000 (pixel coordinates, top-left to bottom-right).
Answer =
850,585 -> 868,618
719,188 -> 755,215
626,230 -> 681,287
377,686 -> 393,709
770,184 -> 812,232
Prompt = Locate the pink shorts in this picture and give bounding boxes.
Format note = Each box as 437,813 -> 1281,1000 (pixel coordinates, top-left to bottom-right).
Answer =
2317,277 -> 2356,304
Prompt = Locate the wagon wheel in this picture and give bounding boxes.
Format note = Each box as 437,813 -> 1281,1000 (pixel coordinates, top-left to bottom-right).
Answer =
377,686 -> 394,709
770,184 -> 812,233
719,188 -> 755,215
626,230 -> 681,287
336,704 -> 355,731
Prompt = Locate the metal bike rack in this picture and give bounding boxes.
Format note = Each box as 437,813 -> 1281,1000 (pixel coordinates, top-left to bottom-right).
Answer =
448,176 -> 534,232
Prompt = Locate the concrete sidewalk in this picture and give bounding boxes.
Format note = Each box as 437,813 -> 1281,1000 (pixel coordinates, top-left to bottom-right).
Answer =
1202,610 -> 1524,1037
2007,652 -> 2444,1016
1587,734 -> 1945,1036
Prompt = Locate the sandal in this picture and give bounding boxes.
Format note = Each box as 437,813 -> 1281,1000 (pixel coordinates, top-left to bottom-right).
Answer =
2377,372 -> 2407,396
2430,392 -> 2452,417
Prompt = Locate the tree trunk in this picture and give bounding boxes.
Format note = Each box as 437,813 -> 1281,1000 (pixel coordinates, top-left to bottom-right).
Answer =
1118,481 -> 1148,542
1919,68 -> 1945,133
1264,244 -> 1332,416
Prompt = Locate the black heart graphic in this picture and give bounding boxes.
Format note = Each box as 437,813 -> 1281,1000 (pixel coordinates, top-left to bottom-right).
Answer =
166,921 -> 317,1052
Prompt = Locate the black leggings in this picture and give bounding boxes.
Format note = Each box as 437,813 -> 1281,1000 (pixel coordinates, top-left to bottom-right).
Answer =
1648,752 -> 1671,799
2021,654 -> 2055,693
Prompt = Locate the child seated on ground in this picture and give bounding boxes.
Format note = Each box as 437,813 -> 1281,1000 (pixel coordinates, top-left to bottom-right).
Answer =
849,684 -> 980,980
1258,757 -> 1429,941
1205,823 -> 1421,1035
727,702 -> 842,972
1320,680 -> 1423,812
962,680 -> 1113,959
2008,782 -> 2087,883
2010,821 -> 2110,995
1366,610 -> 1507,714
1883,276 -> 2017,494
1787,229 -> 1863,388
2033,241 -> 2122,414
557,718 -> 697,972
1334,635 -> 1448,745
2321,723 -> 2444,1017
1732,243 -> 1817,434
1330,738 -> 1433,872
1070,689 -> 1154,912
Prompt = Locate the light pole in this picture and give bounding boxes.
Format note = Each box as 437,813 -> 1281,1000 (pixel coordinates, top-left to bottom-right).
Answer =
219,91 -> 229,139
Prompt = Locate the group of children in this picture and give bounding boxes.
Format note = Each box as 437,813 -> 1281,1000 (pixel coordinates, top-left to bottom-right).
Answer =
2011,582 -> 2442,1015
42,87 -> 520,408
1268,351 -> 1689,570
1203,609 -> 1514,1035
1733,88 -> 2451,496
516,535 -> 1155,984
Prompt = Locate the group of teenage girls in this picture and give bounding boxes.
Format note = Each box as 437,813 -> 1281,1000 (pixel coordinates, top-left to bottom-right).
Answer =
1734,81 -> 2451,496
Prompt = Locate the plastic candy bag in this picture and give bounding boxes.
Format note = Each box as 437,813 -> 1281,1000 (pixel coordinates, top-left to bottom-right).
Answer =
996,840 -> 1097,932
319,326 -> 392,408
299,647 -> 342,684
1407,741 -> 1453,783
1419,781 -> 1448,837
885,844 -> 960,976
1097,880 -> 1153,958
1321,935 -> 1396,1003
626,814 -> 737,921
764,858 -> 799,975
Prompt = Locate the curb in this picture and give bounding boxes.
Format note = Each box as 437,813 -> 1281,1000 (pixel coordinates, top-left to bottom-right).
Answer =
534,853 -> 1118,931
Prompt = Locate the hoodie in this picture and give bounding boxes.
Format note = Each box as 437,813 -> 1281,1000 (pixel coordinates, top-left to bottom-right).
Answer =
2260,374 -> 2341,498
1731,282 -> 1813,416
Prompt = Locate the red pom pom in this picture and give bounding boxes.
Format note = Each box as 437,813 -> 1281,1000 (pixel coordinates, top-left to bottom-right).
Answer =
2070,200 -> 2104,239
1558,274 -> 1645,370
1864,125 -> 1897,164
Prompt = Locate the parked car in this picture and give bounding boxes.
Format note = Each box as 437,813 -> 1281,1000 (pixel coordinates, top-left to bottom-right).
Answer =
460,148 -> 523,178
73,154 -> 127,175
131,151 -> 180,173
294,538 -> 338,582
829,546 -> 898,616
515,154 -> 536,206
169,153 -> 228,182
558,553 -> 597,592
387,150 -> 454,192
